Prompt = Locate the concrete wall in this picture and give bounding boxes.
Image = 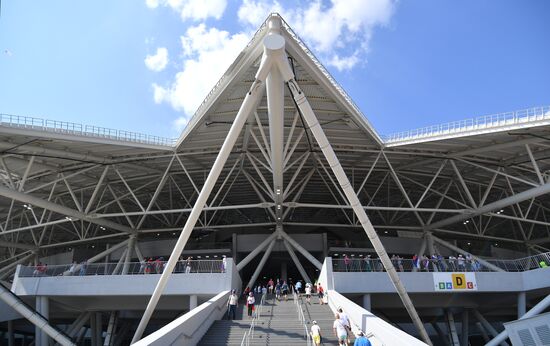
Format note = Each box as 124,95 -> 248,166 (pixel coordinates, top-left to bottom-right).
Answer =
133,291 -> 230,346
333,268 -> 550,293
13,258 -> 238,297
236,234 -> 323,252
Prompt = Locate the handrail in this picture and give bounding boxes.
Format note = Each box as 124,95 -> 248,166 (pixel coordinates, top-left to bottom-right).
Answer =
384,105 -> 550,143
292,289 -> 312,346
0,113 -> 176,147
332,251 -> 550,273
240,293 -> 266,346
16,259 -> 225,277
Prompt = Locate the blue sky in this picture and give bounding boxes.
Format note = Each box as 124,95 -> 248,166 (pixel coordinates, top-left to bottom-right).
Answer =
1,0 -> 549,139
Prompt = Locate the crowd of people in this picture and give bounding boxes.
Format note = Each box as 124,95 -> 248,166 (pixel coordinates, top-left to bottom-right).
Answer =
339,252 -> 485,272
227,279 -> 372,345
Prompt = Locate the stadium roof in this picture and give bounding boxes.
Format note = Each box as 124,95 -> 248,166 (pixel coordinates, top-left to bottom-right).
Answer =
1,13 -> 550,259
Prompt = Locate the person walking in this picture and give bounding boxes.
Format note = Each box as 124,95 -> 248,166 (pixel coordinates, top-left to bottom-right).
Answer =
317,284 -> 325,305
227,290 -> 238,320
221,255 -> 227,273
333,313 -> 348,346
353,330 -> 372,346
305,283 -> 312,304
267,278 -> 274,294
246,292 -> 255,318
281,281 -> 289,301
338,307 -> 352,344
311,320 -> 322,346
275,281 -> 281,300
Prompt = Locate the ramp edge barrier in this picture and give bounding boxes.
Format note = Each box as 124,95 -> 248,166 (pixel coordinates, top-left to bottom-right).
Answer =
132,290 -> 230,345
326,289 -> 428,346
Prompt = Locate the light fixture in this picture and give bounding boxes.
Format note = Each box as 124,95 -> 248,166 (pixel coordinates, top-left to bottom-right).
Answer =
494,243 -> 498,246
156,233 -> 160,236
351,254 -> 355,257
91,245 -> 95,248
276,188 -> 281,195
205,255 -> 210,258
172,232 -> 176,235
100,226 -> 106,230
65,216 -> 73,221
467,242 -> 471,245
384,231 -> 388,234
213,255 -> 218,258
197,256 -> 202,259
277,205 -> 281,209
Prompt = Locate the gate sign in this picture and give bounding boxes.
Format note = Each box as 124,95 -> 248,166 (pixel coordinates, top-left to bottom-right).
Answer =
433,273 -> 477,291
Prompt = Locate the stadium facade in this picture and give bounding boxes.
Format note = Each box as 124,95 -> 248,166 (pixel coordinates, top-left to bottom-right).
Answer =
1,13 -> 550,346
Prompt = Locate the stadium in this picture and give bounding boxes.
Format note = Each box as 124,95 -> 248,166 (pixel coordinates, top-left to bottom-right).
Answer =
1,13 -> 550,346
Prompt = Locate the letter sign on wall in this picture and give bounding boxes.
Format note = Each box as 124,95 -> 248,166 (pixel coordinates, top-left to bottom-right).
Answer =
433,273 -> 477,291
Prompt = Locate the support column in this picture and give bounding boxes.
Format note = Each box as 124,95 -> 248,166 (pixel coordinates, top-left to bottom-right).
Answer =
283,240 -> 312,284
232,233 -> 237,263
322,233 -> 328,259
362,294 -> 371,311
476,322 -> 490,342
35,296 -> 50,346
189,295 -> 198,311
95,313 -> 102,346
90,314 -> 98,346
473,310 -> 508,346
131,34 -> 270,343
281,261 -> 287,282
517,291 -> 526,318
446,310 -> 460,346
461,310 -> 468,346
122,236 -> 136,275
8,320 -> 14,346
282,54 -> 432,344
247,240 -> 276,289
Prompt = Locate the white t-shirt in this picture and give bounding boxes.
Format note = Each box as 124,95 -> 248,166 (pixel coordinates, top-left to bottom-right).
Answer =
228,294 -> 238,305
339,312 -> 350,328
311,324 -> 321,336
333,319 -> 347,337
247,296 -> 255,305
305,286 -> 312,294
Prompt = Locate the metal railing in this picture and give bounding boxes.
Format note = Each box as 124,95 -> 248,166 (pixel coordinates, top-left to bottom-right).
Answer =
240,293 -> 266,346
333,252 -> 550,273
17,260 -> 225,277
292,289 -> 312,346
384,106 -> 550,143
0,113 -> 177,147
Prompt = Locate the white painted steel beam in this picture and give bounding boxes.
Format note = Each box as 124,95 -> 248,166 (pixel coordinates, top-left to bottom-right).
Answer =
236,231 -> 278,271
279,230 -> 322,269
425,181 -> 550,231
280,54 -> 432,344
283,239 -> 312,284
247,239 -> 276,289
0,185 -> 135,234
131,39 -> 273,343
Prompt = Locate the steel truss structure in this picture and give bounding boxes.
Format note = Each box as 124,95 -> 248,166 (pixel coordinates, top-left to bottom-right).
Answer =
1,12 -> 550,344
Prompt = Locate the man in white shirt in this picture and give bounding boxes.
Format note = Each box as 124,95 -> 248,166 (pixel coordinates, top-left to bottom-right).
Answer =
333,313 -> 348,345
338,308 -> 351,343
227,290 -> 238,320
305,284 -> 312,304
311,320 -> 322,346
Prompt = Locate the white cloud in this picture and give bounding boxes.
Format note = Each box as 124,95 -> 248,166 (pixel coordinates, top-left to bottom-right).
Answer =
238,0 -> 396,70
146,0 -> 227,21
173,116 -> 190,132
145,0 -> 159,8
145,47 -> 169,72
329,53 -> 361,71
152,24 -> 250,128
147,0 -> 397,133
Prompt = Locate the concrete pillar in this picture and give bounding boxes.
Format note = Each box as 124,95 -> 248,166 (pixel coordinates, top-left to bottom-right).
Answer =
517,291 -> 526,318
322,233 -> 328,259
232,233 -> 238,263
8,320 -> 14,346
90,313 -> 98,346
362,294 -> 371,311
461,310 -> 469,346
189,295 -> 198,310
281,261 -> 287,282
34,296 -> 49,346
95,313 -> 102,346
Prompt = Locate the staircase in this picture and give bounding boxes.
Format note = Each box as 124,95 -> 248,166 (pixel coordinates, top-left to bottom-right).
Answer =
198,294 -> 336,345
301,296 -> 340,346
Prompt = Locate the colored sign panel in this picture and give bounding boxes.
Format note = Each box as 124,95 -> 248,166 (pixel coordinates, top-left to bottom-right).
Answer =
433,272 -> 477,291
